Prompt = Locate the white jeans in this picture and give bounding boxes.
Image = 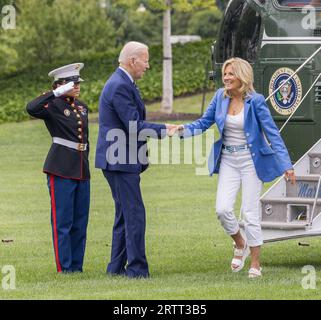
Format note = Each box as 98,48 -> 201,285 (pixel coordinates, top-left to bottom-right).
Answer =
215,149 -> 263,247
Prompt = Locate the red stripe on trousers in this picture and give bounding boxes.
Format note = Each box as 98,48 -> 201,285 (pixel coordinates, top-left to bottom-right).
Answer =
49,175 -> 62,272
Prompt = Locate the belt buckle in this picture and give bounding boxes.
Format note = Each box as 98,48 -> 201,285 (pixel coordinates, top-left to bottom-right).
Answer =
77,143 -> 86,151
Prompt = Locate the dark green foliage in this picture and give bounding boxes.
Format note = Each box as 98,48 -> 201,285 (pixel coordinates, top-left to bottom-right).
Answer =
0,40 -> 213,123
187,8 -> 222,39
105,4 -> 163,46
0,0 -> 116,75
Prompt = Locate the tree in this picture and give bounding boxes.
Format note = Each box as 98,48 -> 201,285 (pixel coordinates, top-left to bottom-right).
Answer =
161,0 -> 173,113
187,8 -> 222,39
109,0 -> 216,113
146,0 -> 216,114
105,2 -> 162,46
0,0 -> 116,74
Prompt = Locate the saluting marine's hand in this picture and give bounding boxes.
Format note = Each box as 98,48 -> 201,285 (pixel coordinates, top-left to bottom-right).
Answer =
53,81 -> 75,97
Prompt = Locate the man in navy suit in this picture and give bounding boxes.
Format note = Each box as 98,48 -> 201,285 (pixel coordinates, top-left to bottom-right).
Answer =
95,41 -> 176,278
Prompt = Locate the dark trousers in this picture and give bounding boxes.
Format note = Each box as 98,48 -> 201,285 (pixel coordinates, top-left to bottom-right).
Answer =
102,170 -> 149,278
47,174 -> 90,273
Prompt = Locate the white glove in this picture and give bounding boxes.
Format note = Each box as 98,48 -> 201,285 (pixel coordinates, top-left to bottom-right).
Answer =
53,81 -> 74,97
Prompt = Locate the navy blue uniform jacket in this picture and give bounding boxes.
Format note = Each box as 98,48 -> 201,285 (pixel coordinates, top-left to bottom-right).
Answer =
26,92 -> 90,180
95,68 -> 166,173
183,88 -> 293,182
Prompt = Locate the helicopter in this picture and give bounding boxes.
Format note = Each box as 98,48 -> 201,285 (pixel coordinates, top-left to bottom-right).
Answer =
211,0 -> 321,162
211,0 -> 321,242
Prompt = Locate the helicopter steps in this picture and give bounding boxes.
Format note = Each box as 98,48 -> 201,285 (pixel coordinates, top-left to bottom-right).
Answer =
239,138 -> 321,243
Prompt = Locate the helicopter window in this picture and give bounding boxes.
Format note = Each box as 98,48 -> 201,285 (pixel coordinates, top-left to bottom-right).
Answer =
217,1 -> 261,63
277,0 -> 321,7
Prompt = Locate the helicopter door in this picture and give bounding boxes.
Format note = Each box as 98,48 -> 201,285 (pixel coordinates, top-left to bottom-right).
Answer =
216,0 -> 262,63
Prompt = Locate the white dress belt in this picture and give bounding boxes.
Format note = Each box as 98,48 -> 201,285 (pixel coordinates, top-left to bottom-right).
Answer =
52,137 -> 87,151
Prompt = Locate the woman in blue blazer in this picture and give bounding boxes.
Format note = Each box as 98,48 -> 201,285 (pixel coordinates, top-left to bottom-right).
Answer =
179,58 -> 295,278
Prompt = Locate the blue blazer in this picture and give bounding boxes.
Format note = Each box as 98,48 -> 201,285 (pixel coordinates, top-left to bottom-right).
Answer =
183,88 -> 293,182
95,68 -> 166,173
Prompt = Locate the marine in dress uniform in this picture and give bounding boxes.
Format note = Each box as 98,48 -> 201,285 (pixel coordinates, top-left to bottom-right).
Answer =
26,63 -> 90,273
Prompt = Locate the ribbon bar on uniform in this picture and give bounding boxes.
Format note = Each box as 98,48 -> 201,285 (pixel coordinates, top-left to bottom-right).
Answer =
53,137 -> 87,151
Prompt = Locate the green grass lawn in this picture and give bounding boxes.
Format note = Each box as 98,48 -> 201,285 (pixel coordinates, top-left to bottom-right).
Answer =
1,93 -> 321,300
145,90 -> 214,114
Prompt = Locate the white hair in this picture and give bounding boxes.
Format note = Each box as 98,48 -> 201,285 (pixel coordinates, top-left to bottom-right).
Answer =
118,41 -> 148,64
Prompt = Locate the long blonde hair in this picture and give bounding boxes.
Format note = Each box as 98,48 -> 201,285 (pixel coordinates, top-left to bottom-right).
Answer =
222,57 -> 255,99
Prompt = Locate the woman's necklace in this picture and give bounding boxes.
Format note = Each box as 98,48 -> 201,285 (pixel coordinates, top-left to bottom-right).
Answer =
229,98 -> 244,115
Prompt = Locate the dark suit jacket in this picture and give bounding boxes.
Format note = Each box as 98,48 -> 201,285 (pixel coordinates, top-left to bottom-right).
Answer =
95,68 -> 166,173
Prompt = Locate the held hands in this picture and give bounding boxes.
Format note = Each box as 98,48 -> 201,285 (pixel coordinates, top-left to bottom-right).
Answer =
53,81 -> 75,97
165,124 -> 184,137
284,169 -> 296,185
